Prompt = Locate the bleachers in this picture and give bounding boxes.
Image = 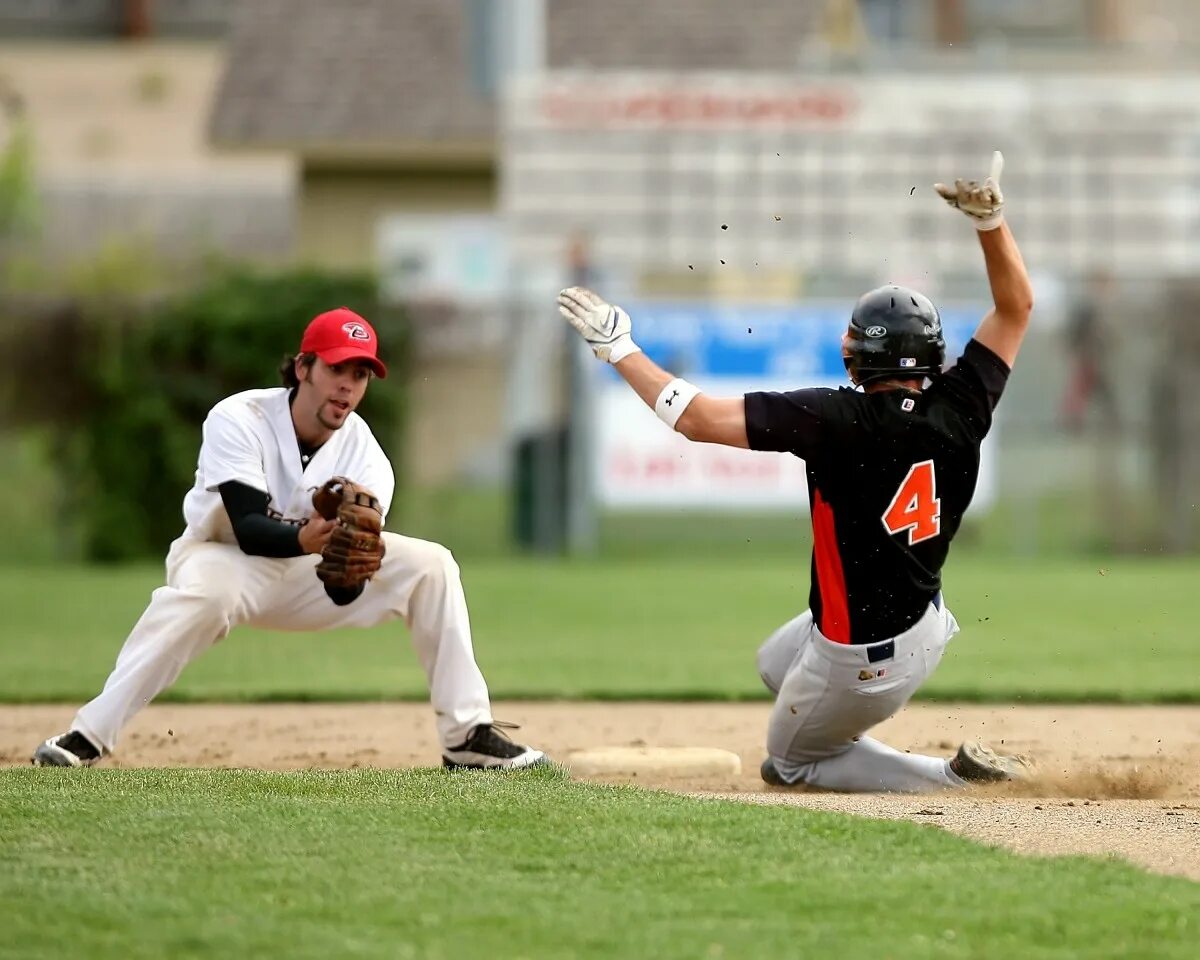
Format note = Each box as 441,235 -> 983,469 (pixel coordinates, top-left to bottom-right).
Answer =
503,72 -> 1200,283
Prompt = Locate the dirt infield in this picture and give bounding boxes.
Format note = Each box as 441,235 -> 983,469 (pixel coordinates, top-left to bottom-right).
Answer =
4,702 -> 1198,881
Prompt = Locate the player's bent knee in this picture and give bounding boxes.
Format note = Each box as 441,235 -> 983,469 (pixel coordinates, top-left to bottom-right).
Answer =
756,649 -> 782,695
426,543 -> 459,582
380,535 -> 460,586
137,587 -> 237,657
756,635 -> 796,695
196,592 -> 236,625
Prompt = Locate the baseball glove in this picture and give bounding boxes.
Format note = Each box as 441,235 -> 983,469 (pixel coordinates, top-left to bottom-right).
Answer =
311,477 -> 386,589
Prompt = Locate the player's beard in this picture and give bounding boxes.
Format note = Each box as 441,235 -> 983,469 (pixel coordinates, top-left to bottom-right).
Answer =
317,399 -> 351,431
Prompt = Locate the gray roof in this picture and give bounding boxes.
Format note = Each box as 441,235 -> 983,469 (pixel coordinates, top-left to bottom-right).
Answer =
210,0 -> 495,153
210,0 -> 819,154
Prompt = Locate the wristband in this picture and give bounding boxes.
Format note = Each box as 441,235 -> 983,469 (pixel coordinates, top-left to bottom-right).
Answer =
973,213 -> 1004,232
654,378 -> 701,430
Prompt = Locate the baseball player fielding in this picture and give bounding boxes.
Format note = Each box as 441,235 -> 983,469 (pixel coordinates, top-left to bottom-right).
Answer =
32,307 -> 546,772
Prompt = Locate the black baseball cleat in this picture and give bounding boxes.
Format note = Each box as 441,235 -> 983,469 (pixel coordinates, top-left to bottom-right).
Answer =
32,731 -> 102,768
760,757 -> 797,787
949,740 -> 1032,784
442,722 -> 547,771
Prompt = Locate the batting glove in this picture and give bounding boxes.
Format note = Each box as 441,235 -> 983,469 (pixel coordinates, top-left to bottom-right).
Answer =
557,286 -> 642,364
935,150 -> 1005,231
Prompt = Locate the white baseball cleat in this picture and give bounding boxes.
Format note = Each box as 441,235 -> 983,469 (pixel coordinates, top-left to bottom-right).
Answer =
32,731 -> 102,768
442,722 -> 548,771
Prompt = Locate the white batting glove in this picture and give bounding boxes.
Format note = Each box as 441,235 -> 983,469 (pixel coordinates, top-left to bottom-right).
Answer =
556,286 -> 642,364
935,150 -> 1005,231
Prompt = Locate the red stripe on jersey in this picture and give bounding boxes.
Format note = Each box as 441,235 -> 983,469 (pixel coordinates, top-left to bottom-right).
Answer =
811,488 -> 851,643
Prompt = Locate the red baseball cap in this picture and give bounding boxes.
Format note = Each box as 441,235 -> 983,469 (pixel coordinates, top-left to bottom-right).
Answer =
299,307 -> 388,379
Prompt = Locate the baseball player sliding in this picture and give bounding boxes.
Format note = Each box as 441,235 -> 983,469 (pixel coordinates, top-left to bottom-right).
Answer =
560,153 -> 1033,791
33,308 -> 545,771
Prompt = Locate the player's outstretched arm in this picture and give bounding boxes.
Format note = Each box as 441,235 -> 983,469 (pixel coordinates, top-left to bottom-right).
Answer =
935,151 -> 1034,369
972,223 -> 1034,368
612,350 -> 750,447
557,287 -> 749,448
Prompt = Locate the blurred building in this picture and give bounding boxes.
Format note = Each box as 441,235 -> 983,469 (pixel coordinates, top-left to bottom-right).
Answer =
0,0 -> 292,262
208,0 -> 1200,270
3,0 -> 1196,551
205,1 -> 1200,556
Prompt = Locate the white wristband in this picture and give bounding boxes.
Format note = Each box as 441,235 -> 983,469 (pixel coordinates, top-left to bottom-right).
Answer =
654,378 -> 701,430
973,213 -> 1004,231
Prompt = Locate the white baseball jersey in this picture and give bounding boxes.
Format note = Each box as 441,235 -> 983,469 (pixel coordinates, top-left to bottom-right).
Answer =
180,387 -> 395,544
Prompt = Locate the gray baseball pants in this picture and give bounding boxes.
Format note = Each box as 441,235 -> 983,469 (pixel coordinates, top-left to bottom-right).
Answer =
756,599 -> 966,792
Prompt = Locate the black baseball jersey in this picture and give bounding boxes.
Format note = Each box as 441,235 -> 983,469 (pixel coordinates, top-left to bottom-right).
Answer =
744,339 -> 1010,645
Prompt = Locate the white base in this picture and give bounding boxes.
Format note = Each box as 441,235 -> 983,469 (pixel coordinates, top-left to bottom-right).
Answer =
565,746 -> 742,778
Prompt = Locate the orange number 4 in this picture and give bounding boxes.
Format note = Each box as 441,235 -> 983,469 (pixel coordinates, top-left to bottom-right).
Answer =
882,460 -> 941,545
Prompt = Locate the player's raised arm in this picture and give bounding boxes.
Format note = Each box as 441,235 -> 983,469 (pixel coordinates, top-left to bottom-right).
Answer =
935,151 -> 1034,369
557,286 -> 749,448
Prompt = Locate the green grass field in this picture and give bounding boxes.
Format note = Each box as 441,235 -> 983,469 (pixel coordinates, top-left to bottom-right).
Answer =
2,766 -> 1197,960
0,555 -> 1196,703
3,554 -> 1198,959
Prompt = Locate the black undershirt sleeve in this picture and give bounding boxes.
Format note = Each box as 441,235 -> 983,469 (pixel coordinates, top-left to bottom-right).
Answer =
218,481 -> 304,558
217,481 -> 365,606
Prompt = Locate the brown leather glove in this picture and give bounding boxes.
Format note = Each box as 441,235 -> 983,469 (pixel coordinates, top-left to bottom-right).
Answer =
311,476 -> 386,589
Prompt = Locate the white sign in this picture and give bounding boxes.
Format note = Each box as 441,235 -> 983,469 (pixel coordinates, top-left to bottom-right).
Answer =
594,381 -> 811,509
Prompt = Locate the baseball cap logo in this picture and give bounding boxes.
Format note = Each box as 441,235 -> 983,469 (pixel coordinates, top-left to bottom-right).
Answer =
865,325 -> 887,338
342,321 -> 370,341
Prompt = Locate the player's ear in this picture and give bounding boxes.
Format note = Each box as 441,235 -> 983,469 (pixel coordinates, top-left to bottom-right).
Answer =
295,352 -> 316,383
840,333 -> 860,385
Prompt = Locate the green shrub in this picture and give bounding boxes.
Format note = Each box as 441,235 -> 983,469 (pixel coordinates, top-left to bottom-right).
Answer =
1,264 -> 407,561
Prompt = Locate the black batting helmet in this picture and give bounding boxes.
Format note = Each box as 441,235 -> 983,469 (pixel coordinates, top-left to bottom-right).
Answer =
843,284 -> 946,384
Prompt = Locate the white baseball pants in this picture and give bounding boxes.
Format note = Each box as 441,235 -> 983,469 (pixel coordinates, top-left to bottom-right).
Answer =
756,600 -> 965,792
73,533 -> 493,754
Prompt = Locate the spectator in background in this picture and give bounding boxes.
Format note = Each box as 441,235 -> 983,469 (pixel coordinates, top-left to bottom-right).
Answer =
1061,269 -> 1119,433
